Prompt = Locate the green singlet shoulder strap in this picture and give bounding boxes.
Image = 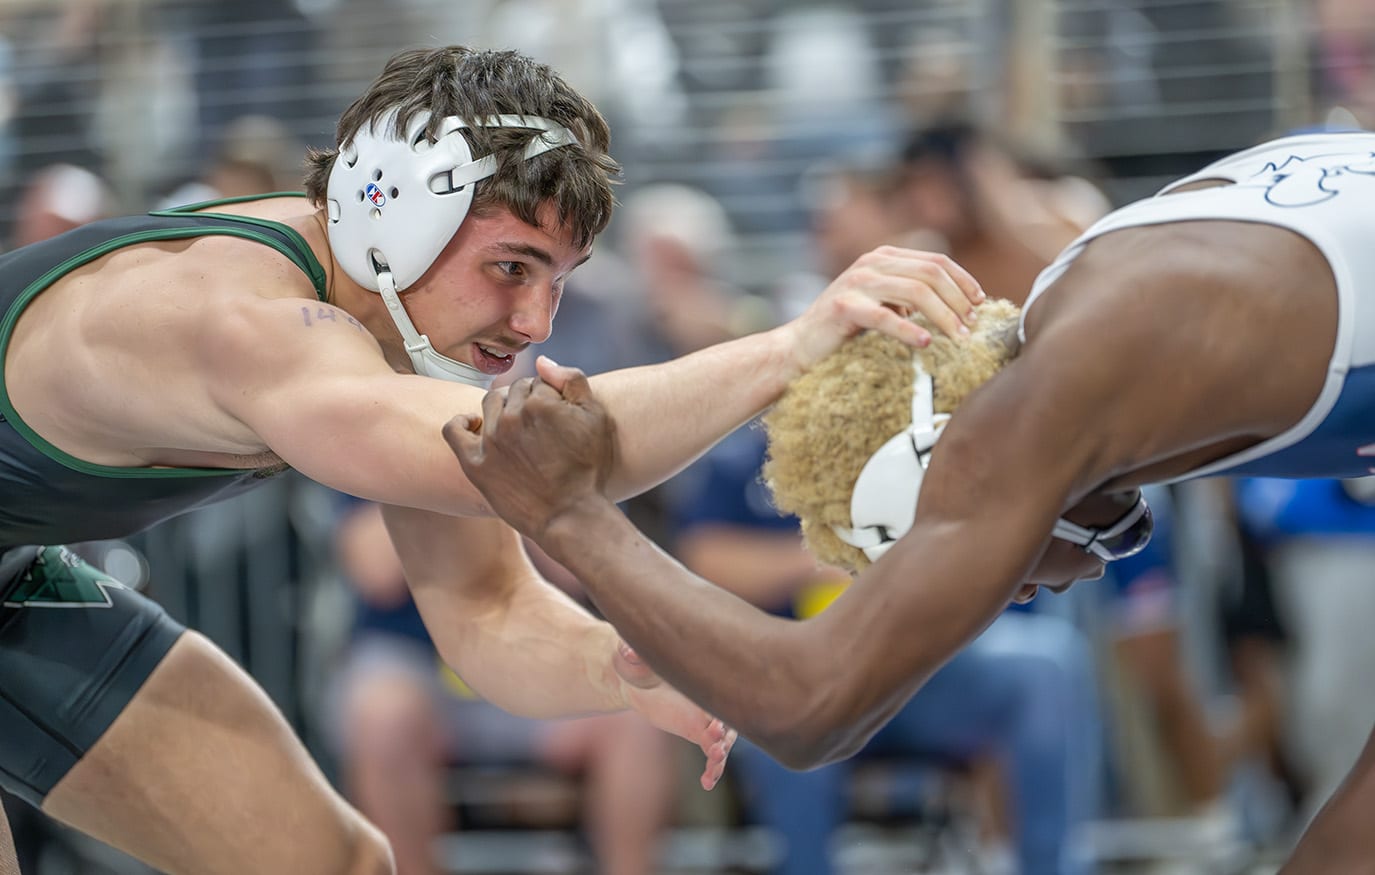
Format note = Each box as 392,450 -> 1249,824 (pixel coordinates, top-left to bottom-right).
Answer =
0,192 -> 331,478
150,192 -> 329,302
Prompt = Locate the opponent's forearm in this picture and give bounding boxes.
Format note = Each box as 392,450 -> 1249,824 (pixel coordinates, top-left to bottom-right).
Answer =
589,326 -> 797,501
541,498 -> 841,765
413,576 -> 629,720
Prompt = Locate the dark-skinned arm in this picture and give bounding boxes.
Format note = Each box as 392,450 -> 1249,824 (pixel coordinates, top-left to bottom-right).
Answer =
448,339 -> 1125,768
542,366 -> 1102,767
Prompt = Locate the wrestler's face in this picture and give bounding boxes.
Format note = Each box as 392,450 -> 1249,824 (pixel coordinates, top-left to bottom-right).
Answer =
1009,491 -> 1142,604
402,202 -> 591,378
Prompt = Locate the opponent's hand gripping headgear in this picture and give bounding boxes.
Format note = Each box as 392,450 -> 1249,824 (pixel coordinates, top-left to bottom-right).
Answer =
325,110 -> 577,387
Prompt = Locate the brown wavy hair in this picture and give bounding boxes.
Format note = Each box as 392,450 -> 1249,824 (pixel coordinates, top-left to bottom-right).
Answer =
303,46 -> 620,249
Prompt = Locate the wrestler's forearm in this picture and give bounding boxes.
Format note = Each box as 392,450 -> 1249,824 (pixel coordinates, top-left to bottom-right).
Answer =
589,327 -> 798,501
540,497 -> 855,766
413,574 -> 630,720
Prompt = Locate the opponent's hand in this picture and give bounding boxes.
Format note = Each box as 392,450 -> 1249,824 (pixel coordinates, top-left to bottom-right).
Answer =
781,246 -> 985,372
615,641 -> 737,791
443,361 -> 615,538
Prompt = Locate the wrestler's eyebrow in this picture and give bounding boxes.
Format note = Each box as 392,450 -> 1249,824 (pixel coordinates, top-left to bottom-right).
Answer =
490,242 -> 551,265
489,243 -> 593,270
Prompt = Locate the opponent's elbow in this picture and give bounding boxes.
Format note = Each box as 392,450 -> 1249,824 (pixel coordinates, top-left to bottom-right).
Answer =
742,675 -> 876,770
749,717 -> 874,771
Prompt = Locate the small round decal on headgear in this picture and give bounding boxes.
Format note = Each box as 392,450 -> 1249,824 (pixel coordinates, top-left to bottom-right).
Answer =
365,182 -> 387,208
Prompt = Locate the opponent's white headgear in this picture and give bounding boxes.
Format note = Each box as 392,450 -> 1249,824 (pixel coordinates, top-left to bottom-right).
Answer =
832,361 -> 948,562
831,358 -> 1154,565
325,110 -> 578,387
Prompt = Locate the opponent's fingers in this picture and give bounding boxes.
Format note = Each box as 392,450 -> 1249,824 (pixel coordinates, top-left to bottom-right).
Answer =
926,250 -> 985,307
700,738 -> 730,790
878,246 -> 984,307
856,249 -> 983,331
557,367 -> 597,406
441,414 -> 483,461
535,355 -> 584,393
1012,583 -> 1040,605
881,254 -> 979,331
480,388 -> 506,436
506,375 -> 536,408
855,271 -> 972,340
699,724 -> 737,790
526,376 -> 567,409
842,299 -> 934,349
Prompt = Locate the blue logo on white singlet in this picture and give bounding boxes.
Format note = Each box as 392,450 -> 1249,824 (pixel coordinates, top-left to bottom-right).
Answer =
1245,152 -> 1375,207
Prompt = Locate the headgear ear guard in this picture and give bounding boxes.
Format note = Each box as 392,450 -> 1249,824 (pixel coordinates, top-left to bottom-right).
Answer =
325,110 -> 578,387
831,358 -> 1154,565
832,361 -> 948,562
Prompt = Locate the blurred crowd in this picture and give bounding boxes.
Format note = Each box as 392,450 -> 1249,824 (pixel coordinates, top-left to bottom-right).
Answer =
4,1 -> 1375,874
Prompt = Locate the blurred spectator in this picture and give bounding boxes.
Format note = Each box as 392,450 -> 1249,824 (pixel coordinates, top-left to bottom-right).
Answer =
672,424 -> 1101,875
1314,0 -> 1375,127
705,5 -> 899,239
171,0 -> 318,151
771,156 -> 902,319
0,2 -> 107,243
329,498 -> 678,875
616,182 -> 752,357
156,114 -> 305,209
9,162 -> 115,250
1096,486 -> 1239,844
1233,476 -> 1375,827
890,122 -> 1108,305
892,23 -> 978,129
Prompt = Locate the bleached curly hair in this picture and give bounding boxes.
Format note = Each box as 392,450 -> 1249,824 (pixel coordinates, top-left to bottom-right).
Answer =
761,298 -> 1022,573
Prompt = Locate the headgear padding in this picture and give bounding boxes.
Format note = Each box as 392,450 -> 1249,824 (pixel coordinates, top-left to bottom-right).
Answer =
762,298 -> 1022,573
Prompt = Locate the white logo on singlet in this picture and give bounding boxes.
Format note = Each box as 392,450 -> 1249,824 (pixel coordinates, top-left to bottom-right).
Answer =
1243,152 -> 1375,207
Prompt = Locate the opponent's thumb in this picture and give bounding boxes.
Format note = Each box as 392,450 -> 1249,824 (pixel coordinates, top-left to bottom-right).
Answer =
535,355 -> 592,401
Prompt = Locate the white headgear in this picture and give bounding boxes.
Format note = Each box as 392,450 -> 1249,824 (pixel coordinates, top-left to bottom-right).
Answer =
325,110 -> 578,387
832,360 -> 948,562
831,357 -> 1154,565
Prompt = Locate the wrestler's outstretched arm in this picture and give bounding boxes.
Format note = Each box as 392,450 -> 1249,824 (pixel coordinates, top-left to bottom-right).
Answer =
383,503 -> 735,789
580,246 -> 985,499
217,247 -> 982,518
446,317 -> 1146,768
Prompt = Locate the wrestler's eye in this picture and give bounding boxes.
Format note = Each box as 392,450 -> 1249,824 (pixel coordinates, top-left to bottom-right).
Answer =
496,261 -> 526,278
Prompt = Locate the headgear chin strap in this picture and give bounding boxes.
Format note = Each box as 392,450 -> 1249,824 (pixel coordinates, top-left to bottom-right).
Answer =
831,358 -> 1154,565
833,361 -> 948,563
325,110 -> 578,387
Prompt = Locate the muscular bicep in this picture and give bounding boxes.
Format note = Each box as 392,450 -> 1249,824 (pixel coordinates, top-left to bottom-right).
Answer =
208,297 -> 491,515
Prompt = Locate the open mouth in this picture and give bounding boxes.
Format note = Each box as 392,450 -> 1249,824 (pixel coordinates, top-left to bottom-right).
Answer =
472,342 -> 516,375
